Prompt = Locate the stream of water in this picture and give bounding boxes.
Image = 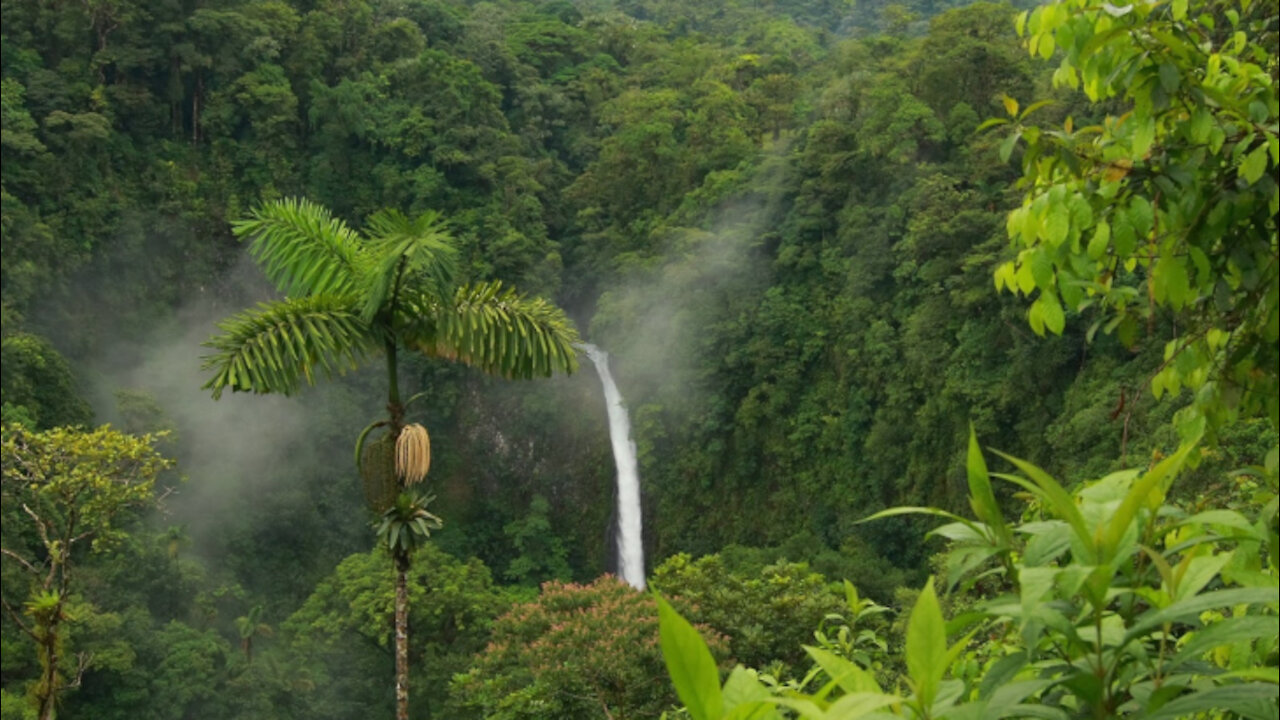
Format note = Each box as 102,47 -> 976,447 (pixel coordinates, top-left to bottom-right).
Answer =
579,343 -> 645,590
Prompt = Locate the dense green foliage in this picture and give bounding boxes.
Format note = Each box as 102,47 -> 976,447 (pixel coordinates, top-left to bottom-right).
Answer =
995,0 -> 1279,434
655,0 -> 1278,718
2,0 -> 1275,717
450,576 -> 725,718
659,433 -> 1278,719
1,425 -> 172,719
651,553 -> 846,673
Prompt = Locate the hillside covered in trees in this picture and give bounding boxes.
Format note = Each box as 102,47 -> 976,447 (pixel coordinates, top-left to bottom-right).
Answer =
2,0 -> 1276,718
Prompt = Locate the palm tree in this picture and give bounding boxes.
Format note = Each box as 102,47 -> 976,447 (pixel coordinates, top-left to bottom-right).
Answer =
202,198 -> 579,720
234,604 -> 272,664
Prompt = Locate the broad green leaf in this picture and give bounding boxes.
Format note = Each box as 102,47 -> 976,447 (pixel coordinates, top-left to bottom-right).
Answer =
860,507 -> 989,543
1166,615 -> 1280,670
1112,214 -> 1137,256
1101,443 -> 1194,561
1037,32 -> 1056,60
723,704 -> 777,720
722,667 -> 774,720
1153,254 -> 1191,309
805,646 -> 882,695
931,521 -> 989,543
1175,552 -> 1230,601
977,652 -> 1028,699
1189,108 -> 1212,143
1213,668 -> 1280,683
767,697 -> 829,719
1127,196 -> 1153,238
986,679 -> 1055,716
1040,292 -> 1066,335
992,453 -> 1093,561
943,546 -> 1000,591
1240,144 -> 1269,185
1029,247 -> 1055,289
1132,118 -> 1156,156
1028,298 -> 1046,335
1086,221 -> 1111,259
1000,132 -> 1020,163
825,693 -> 900,719
966,426 -> 1009,546
657,596 -> 723,720
1004,705 -> 1071,720
1044,203 -> 1070,247
1125,587 -> 1280,641
1177,510 -> 1264,540
1021,521 -> 1072,566
906,578 -> 946,709
1015,260 -> 1037,295
1145,683 -> 1278,720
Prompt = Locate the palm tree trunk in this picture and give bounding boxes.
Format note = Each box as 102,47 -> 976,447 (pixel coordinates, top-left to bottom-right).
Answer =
394,549 -> 410,720
386,340 -> 404,431
387,339 -> 411,720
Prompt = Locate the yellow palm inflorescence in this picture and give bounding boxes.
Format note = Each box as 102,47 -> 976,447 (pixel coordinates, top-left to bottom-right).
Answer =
396,424 -> 431,486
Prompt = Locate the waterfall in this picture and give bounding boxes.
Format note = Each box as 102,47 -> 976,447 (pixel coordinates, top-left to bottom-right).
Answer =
579,343 -> 645,590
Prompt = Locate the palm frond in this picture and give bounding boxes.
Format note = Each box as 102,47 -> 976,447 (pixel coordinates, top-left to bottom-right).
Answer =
202,295 -> 375,398
359,209 -> 458,323
233,197 -> 367,298
402,281 -> 580,379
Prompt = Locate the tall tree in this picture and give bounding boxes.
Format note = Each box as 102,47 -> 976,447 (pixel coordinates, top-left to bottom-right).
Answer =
201,197 -> 579,720
1,425 -> 171,720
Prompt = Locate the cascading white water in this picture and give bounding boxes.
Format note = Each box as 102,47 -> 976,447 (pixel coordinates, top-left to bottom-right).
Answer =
579,343 -> 645,590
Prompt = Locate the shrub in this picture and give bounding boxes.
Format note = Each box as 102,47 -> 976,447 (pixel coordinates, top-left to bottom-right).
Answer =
451,576 -> 727,720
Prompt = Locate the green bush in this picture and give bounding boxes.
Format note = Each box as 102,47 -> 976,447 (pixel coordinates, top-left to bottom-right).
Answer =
652,553 -> 846,674
451,576 -> 728,720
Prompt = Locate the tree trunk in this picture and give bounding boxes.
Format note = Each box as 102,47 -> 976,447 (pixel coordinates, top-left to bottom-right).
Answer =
37,616 -> 60,720
394,549 -> 410,720
192,75 -> 202,144
386,339 -> 411,720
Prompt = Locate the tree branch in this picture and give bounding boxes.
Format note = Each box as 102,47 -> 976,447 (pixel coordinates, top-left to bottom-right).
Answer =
68,652 -> 93,689
21,503 -> 53,552
0,546 -> 41,576
0,595 -> 38,641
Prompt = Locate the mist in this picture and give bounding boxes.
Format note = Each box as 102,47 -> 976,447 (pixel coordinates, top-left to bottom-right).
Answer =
588,149 -> 790,418
58,248 -> 383,596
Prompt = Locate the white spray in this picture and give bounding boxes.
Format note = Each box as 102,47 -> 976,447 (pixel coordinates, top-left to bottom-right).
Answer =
579,343 -> 645,590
